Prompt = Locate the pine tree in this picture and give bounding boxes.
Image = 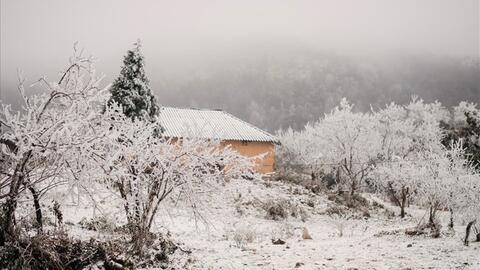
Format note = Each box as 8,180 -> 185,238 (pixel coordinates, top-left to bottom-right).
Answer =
108,41 -> 159,122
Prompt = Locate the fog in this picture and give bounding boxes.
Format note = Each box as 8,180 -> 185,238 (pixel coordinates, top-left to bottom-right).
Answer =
1,0 -> 479,130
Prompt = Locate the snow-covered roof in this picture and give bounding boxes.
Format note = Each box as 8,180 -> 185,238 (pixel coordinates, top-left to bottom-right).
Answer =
159,107 -> 278,143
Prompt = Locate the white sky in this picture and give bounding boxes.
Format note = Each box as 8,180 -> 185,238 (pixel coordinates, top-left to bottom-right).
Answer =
0,0 -> 479,97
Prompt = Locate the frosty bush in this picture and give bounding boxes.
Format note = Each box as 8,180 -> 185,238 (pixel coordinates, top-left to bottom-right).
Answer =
232,225 -> 258,248
263,198 -> 307,221
271,222 -> 295,240
78,216 -> 116,232
263,198 -> 289,220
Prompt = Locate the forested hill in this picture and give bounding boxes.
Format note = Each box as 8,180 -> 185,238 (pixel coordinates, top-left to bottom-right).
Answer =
154,51 -> 479,132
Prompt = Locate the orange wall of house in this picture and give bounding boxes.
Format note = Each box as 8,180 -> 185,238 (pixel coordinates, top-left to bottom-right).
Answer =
168,137 -> 276,174
221,140 -> 275,174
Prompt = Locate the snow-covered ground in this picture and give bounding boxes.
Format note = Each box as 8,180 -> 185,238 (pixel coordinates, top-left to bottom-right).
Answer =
52,178 -> 479,270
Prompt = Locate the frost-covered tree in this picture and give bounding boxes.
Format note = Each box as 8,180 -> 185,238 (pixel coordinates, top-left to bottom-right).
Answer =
312,98 -> 381,195
373,157 -> 420,218
108,41 -> 159,122
374,143 -> 474,223
438,141 -> 478,228
376,98 -> 447,159
443,101 -> 480,166
414,144 -> 471,227
96,104 -> 256,254
0,47 -> 109,245
0,46 -> 256,255
372,99 -> 480,229
373,99 -> 447,218
277,98 -> 381,195
276,126 -> 325,180
458,172 -> 480,245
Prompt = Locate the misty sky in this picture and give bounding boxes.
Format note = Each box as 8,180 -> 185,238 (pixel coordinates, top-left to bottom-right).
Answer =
1,0 -> 479,101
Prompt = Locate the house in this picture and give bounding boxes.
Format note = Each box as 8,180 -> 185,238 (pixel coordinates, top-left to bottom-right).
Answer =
159,107 -> 279,174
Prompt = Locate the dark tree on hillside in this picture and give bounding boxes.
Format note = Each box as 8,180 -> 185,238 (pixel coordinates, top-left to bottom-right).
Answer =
442,110 -> 480,167
108,41 -> 159,122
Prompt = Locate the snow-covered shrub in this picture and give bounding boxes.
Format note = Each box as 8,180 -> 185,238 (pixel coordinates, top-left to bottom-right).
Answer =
0,232 -> 128,269
328,215 -> 369,238
234,199 -> 256,216
263,198 -> 289,220
263,198 -> 307,221
78,216 -> 116,232
323,204 -> 347,217
270,222 -> 295,240
330,216 -> 348,237
326,192 -> 370,211
231,224 -> 258,248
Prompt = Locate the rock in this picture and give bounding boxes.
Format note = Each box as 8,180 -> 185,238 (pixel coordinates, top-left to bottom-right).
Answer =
295,262 -> 304,268
302,227 -> 312,240
272,238 -> 286,245
407,243 -> 413,247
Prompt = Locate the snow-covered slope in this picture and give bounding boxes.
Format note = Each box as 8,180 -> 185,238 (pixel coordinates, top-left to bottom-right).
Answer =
53,178 -> 479,270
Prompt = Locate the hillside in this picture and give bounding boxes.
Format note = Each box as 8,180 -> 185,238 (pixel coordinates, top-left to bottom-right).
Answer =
48,177 -> 479,270
154,52 -> 480,132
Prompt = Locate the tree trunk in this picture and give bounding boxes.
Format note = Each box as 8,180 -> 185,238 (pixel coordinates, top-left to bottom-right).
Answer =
0,210 -> 5,246
387,183 -> 407,218
0,150 -> 32,246
335,167 -> 341,186
428,206 -> 434,225
28,186 -> 43,233
464,220 -> 476,246
448,208 -> 454,229
428,205 -> 438,226
131,224 -> 147,255
399,187 -> 408,218
0,174 -> 24,246
350,180 -> 356,197
400,206 -> 405,219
